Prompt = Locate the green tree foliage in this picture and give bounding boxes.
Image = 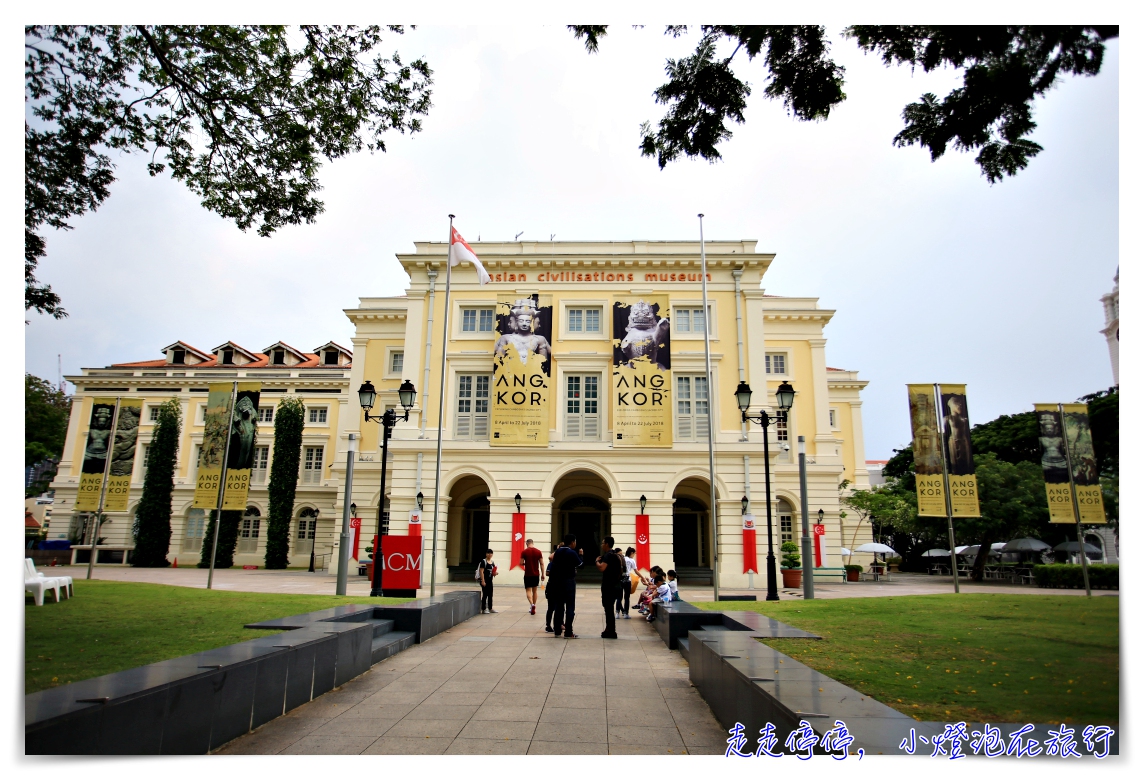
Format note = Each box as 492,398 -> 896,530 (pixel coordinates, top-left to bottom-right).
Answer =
198,509 -> 242,569
25,25 -> 432,317
571,26 -> 1117,182
960,454 -> 1048,580
1079,387 -> 1118,477
265,396 -> 305,569
25,374 -> 69,495
132,399 -> 181,566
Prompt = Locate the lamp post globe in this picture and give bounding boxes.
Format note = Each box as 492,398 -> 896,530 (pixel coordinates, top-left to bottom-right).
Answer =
776,380 -> 795,411
357,380 -> 377,411
398,379 -> 417,411
734,381 -> 753,415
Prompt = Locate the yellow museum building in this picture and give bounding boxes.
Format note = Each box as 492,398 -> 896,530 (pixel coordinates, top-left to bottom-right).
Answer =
51,239 -> 874,585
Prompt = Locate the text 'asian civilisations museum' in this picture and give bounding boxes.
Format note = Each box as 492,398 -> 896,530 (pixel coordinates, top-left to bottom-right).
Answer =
50,240 -> 875,584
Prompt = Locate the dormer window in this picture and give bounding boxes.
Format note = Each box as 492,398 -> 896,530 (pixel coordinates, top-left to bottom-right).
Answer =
222,349 -> 234,365
273,350 -> 286,365
172,349 -> 186,365
323,351 -> 338,365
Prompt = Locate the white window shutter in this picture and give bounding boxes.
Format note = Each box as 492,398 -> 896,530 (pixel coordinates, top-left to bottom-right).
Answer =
583,412 -> 599,440
566,412 -> 581,440
474,413 -> 488,439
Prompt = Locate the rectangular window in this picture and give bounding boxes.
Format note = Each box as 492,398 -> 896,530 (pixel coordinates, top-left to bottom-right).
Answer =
564,374 -> 600,441
461,307 -> 495,333
829,408 -> 837,428
252,446 -> 269,484
302,447 -> 324,484
140,444 -> 150,480
272,350 -> 285,365
149,406 -> 161,422
172,349 -> 185,364
295,513 -> 317,554
775,410 -> 789,442
390,351 -> 404,374
455,374 -> 490,439
238,514 -> 261,553
780,513 -> 793,544
183,509 -> 205,552
675,375 -> 710,441
567,308 -> 602,334
308,407 -> 327,424
222,349 -> 234,365
258,406 -> 274,424
674,306 -> 711,334
765,353 -> 787,375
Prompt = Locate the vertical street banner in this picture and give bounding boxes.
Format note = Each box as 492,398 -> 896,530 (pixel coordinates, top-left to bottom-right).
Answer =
742,513 -> 758,574
635,512 -> 651,570
1034,404 -> 1076,523
103,398 -> 143,512
510,513 -> 526,568
1061,403 -> 1107,524
612,297 -> 672,446
222,383 -> 260,510
491,296 -> 552,446
939,384 -> 981,517
906,385 -> 946,516
194,384 -> 233,508
76,398 -> 118,511
408,508 -> 422,536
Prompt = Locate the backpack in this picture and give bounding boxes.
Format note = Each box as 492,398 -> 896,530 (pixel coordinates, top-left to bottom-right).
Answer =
475,560 -> 483,581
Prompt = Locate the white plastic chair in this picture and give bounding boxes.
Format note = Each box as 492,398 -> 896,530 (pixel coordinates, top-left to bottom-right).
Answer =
24,559 -> 71,605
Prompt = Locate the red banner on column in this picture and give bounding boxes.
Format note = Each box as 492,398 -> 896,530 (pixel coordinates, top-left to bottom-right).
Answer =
510,513 -> 526,569
350,517 -> 361,559
742,513 -> 758,573
408,508 -> 422,537
635,514 -> 651,570
813,523 -> 825,567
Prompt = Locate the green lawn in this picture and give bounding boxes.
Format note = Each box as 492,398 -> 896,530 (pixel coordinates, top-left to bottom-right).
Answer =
25,581 -> 409,694
693,594 -> 1119,725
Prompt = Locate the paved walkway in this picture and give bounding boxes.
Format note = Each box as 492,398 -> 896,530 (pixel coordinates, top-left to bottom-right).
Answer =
216,598 -> 727,755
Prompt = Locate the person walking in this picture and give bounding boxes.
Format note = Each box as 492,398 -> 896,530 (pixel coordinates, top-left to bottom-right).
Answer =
596,536 -> 624,639
544,543 -> 561,633
617,547 -> 638,619
478,548 -> 497,614
548,534 -> 583,638
520,538 -> 544,615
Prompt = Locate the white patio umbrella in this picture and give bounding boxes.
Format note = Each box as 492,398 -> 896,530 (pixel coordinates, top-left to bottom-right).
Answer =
921,548 -> 951,557
954,545 -> 973,555
1001,538 -> 1051,553
854,542 -> 897,555
1053,540 -> 1102,554
960,545 -> 1001,558
839,547 -> 851,556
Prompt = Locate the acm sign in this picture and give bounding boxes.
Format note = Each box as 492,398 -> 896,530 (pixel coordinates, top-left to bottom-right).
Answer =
380,534 -> 425,591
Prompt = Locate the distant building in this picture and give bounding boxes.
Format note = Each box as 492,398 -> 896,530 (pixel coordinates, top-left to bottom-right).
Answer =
1100,269 -> 1118,386
865,460 -> 887,487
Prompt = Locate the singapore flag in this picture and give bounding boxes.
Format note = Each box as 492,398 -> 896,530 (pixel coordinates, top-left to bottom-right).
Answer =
449,226 -> 490,285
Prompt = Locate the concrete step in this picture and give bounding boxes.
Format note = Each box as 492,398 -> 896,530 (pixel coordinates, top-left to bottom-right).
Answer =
678,637 -> 690,661
363,618 -> 395,638
370,630 -> 415,664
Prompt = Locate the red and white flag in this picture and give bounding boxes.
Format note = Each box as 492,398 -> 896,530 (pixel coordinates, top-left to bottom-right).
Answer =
449,226 -> 490,285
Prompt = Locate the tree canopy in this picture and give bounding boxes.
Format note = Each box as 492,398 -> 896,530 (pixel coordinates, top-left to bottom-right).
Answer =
25,25 -> 432,318
571,26 -> 1117,181
25,374 -> 69,495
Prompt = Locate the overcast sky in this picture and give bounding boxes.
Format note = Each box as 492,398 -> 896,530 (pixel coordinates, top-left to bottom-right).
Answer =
23,25 -> 1119,460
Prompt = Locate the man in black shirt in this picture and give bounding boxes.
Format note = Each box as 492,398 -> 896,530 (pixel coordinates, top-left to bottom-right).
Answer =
596,536 -> 623,639
548,533 -> 583,638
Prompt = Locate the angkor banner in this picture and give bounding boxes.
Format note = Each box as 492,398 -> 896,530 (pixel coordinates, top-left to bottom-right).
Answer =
222,383 -> 261,509
1037,403 -> 1106,524
194,383 -> 233,508
938,384 -> 980,518
906,384 -> 945,517
612,297 -> 672,447
76,398 -> 119,511
490,296 -> 552,446
102,398 -> 142,512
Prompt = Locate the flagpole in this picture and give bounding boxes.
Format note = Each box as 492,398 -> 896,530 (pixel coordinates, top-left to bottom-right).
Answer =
206,381 -> 237,590
429,215 -> 455,597
699,214 -> 720,602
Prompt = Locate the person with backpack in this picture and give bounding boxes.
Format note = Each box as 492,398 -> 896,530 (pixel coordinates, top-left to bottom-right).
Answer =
477,548 -> 497,613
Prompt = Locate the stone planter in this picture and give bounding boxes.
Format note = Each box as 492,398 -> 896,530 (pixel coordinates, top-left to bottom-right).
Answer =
781,568 -> 802,589
845,568 -> 860,582
888,563 -> 900,573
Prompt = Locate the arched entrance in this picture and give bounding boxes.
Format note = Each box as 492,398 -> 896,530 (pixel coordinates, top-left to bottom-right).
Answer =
673,478 -> 713,584
551,470 -> 611,581
446,475 -> 492,580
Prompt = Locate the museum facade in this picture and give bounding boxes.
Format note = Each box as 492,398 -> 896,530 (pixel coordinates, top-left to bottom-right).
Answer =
50,239 -> 875,585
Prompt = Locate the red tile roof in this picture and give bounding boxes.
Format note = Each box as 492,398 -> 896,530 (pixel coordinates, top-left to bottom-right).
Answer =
25,511 -> 40,529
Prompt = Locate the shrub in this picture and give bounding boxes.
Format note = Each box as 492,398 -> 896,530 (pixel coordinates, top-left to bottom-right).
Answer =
133,400 -> 181,567
1033,564 -> 1119,590
843,564 -> 863,573
780,541 -> 800,569
265,397 -> 305,569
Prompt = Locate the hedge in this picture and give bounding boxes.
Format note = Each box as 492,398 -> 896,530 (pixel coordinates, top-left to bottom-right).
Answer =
1033,564 -> 1119,590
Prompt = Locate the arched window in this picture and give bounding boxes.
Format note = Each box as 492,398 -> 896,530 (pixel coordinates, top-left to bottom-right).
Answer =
238,506 -> 261,553
296,508 -> 318,555
183,508 -> 206,552
777,499 -> 794,545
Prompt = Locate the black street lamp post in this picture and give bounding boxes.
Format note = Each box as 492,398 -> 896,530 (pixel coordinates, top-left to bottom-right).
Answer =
358,378 -> 417,597
734,379 -> 795,602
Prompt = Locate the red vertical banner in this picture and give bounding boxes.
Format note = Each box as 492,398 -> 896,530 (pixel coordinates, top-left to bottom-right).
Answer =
350,517 -> 361,559
635,514 -> 651,570
408,508 -> 422,537
813,524 -> 825,567
742,514 -> 758,573
510,513 -> 526,568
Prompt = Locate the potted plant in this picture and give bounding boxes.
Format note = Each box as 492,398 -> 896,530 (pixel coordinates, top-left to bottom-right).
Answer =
780,542 -> 802,588
886,556 -> 901,573
844,564 -> 863,582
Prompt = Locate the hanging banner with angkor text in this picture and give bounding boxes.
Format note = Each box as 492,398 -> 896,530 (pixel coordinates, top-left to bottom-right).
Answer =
742,513 -> 758,574
612,297 -> 672,447
1060,403 -> 1107,524
907,385 -> 946,517
1034,404 -> 1075,523
938,384 -> 980,517
103,398 -> 143,512
76,398 -> 118,511
194,384 -> 233,508
491,295 -> 552,446
222,383 -> 260,510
